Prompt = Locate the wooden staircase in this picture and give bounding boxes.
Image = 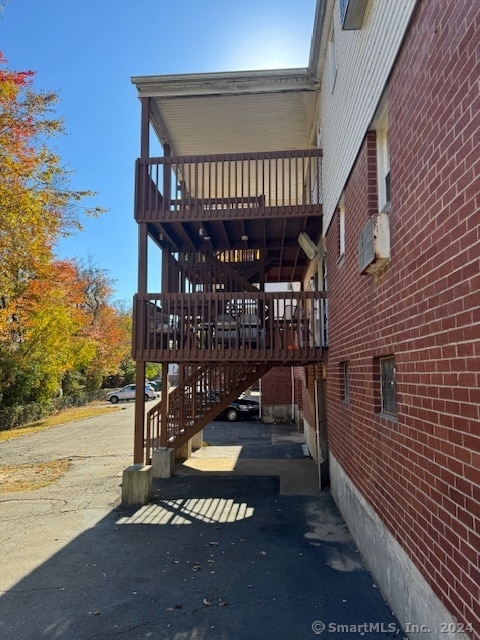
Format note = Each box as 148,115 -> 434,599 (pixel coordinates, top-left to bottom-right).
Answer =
176,251 -> 260,293
145,361 -> 271,462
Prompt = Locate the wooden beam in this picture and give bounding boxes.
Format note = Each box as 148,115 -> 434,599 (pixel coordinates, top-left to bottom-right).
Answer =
140,97 -> 150,159
134,361 -> 146,463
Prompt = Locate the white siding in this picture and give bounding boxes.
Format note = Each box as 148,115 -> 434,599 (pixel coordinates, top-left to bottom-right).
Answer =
320,0 -> 418,232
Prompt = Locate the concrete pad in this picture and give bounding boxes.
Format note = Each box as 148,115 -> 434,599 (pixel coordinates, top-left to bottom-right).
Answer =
182,457 -> 238,472
177,456 -> 319,495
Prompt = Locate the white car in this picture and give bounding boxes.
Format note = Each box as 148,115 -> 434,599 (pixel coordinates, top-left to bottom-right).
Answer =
107,384 -> 157,404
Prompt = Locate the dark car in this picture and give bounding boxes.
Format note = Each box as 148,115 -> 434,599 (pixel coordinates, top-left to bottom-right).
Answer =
215,396 -> 260,422
196,391 -> 260,422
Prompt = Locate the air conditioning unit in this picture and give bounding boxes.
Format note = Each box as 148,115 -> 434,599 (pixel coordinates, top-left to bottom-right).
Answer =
340,0 -> 369,30
358,213 -> 390,274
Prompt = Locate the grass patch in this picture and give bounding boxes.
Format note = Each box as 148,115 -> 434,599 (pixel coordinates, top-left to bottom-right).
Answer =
0,459 -> 72,492
0,404 -> 121,443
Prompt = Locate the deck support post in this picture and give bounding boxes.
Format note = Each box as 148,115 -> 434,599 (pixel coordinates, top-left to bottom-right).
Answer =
191,430 -> 203,451
152,448 -> 175,478
175,438 -> 192,461
121,464 -> 152,505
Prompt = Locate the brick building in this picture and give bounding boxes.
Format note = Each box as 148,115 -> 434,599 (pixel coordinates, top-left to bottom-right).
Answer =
129,0 -> 479,636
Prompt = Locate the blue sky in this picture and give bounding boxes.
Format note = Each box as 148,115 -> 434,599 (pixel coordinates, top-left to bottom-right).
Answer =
0,0 -> 316,304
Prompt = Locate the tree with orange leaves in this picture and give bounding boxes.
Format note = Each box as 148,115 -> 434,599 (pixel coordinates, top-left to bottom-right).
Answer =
0,52 -> 103,306
0,53 -> 113,408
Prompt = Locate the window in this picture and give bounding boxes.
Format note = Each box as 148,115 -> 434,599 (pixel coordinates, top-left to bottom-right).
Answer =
380,356 -> 397,416
327,25 -> 337,92
340,0 -> 369,30
373,99 -> 390,212
377,128 -> 390,211
338,195 -> 346,257
341,361 -> 350,403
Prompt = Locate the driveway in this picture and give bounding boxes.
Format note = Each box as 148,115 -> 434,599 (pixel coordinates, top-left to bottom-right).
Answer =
0,403 -> 136,592
0,408 -> 405,640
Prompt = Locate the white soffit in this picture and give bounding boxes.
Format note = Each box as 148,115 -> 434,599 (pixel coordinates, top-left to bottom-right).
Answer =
132,69 -> 320,156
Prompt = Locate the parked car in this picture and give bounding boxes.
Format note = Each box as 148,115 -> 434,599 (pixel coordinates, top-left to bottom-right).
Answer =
149,380 -> 161,392
107,384 -> 157,404
218,397 -> 259,422
204,392 -> 259,422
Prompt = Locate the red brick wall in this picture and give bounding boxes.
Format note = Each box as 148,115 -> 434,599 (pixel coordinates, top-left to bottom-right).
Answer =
262,366 -> 293,406
326,0 -> 479,633
262,366 -> 316,426
297,364 -> 317,429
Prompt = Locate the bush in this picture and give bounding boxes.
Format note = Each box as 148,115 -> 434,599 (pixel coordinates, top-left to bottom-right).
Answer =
0,390 -> 107,431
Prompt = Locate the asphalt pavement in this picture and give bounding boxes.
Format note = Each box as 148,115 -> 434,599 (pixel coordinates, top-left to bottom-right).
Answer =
0,403 -> 406,639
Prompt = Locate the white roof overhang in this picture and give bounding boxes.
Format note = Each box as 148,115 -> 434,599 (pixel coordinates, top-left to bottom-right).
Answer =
131,0 -> 329,156
131,68 -> 320,157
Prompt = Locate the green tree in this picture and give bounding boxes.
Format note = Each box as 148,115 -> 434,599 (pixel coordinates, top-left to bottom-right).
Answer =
0,53 -> 106,407
74,258 -> 132,392
0,53 -> 103,310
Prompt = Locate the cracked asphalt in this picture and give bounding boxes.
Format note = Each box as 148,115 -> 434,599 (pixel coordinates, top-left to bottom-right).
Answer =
0,404 -> 405,640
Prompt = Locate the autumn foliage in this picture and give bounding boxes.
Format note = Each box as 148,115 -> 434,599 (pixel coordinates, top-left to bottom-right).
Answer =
0,53 -> 132,410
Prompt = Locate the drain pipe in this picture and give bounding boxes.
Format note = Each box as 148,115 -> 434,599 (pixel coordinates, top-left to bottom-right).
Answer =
291,366 -> 295,423
314,380 -> 321,489
259,377 -> 262,421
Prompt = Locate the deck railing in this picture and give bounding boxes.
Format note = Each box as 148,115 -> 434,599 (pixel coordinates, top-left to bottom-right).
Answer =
133,290 -> 327,364
135,149 -> 322,222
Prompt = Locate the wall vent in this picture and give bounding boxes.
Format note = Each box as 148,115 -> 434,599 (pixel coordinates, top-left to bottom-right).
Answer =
358,213 -> 390,274
340,0 -> 369,30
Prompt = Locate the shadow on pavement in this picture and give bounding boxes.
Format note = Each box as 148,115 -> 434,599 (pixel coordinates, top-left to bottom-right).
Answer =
0,470 -> 404,639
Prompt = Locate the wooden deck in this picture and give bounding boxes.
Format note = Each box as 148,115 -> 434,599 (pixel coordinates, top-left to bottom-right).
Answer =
133,291 -> 328,365
135,149 -> 322,224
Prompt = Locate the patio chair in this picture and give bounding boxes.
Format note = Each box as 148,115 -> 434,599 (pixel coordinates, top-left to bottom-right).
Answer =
238,313 -> 264,348
215,314 -> 238,347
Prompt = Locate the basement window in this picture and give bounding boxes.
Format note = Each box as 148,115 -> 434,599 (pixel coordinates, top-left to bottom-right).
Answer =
379,356 -> 397,417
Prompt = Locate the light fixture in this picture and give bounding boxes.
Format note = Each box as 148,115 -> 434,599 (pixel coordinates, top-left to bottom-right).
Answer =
297,232 -> 319,259
241,234 -> 248,242
199,226 -> 210,241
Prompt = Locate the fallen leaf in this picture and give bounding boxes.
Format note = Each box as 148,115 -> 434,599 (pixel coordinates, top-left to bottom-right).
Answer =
192,564 -> 202,571
259,551 -> 267,556
203,598 -> 212,607
219,601 -> 228,607
209,541 -> 219,546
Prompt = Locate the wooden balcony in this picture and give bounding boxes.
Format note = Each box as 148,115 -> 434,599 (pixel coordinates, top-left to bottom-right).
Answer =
132,291 -> 328,365
135,149 -> 322,224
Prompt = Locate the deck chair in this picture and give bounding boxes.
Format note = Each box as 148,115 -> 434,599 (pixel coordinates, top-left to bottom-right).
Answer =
215,314 -> 238,347
239,313 -> 263,348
